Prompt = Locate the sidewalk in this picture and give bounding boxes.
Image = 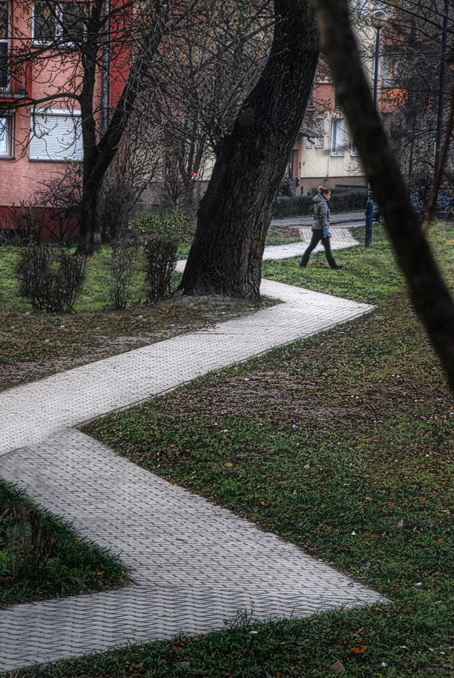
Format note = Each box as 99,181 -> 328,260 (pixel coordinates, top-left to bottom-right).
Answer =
0,263 -> 385,671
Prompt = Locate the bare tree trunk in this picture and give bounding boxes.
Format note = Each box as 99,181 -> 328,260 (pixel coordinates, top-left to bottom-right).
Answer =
311,0 -> 454,393
179,0 -> 318,300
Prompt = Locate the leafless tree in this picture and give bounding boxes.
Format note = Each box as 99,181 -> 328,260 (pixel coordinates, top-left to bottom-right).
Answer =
180,0 -> 319,299
371,0 -> 453,191
147,0 -> 273,209
101,106 -> 163,240
311,0 -> 454,393
5,0 -> 204,253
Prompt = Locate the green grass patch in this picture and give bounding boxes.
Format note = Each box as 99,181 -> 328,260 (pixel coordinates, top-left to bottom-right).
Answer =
265,226 -> 303,247
0,478 -> 129,608
262,226 -> 405,304
6,225 -> 454,676
0,244 -> 272,391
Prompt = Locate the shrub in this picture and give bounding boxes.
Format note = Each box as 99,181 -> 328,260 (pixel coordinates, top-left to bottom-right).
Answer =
17,244 -> 86,313
279,176 -> 295,197
133,211 -> 195,242
144,237 -> 178,303
330,189 -> 368,212
273,195 -> 313,218
272,189 -> 367,218
107,240 -> 139,309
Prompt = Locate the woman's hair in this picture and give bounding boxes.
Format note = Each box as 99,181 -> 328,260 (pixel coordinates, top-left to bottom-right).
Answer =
318,185 -> 331,196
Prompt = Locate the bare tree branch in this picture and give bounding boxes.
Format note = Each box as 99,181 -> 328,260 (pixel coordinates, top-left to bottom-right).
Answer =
310,0 -> 454,393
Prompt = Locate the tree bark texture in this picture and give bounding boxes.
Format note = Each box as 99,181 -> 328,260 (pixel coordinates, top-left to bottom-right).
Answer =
179,0 -> 318,300
311,0 -> 454,393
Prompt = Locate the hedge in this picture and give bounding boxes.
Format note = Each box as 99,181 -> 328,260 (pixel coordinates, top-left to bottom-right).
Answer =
273,189 -> 367,219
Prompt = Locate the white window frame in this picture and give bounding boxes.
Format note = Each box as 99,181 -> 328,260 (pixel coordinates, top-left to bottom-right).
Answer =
315,118 -> 325,148
0,0 -> 10,91
0,112 -> 13,157
30,108 -> 83,161
330,118 -> 345,156
32,1 -> 86,46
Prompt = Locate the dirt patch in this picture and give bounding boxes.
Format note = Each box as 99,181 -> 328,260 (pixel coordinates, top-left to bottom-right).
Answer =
0,296 -> 276,392
157,372 -> 360,423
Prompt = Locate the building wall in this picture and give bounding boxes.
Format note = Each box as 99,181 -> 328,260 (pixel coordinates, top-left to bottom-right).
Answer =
0,0 -> 108,215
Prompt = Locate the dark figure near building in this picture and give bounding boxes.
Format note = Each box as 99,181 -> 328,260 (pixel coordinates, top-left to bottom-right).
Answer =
299,186 -> 343,270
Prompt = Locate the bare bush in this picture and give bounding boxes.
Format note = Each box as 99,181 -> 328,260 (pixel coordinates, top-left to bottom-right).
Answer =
144,237 -> 178,302
108,240 -> 139,309
17,245 -> 86,313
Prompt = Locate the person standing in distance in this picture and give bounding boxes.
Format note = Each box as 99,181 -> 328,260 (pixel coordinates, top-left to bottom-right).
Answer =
299,186 -> 343,270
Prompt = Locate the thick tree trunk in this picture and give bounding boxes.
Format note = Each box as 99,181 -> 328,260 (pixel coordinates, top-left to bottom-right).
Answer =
179,0 -> 318,300
311,0 -> 454,393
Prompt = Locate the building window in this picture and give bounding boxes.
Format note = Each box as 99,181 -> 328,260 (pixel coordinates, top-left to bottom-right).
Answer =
381,56 -> 392,87
350,140 -> 359,156
30,109 -> 83,161
0,0 -> 9,89
33,2 -> 86,45
307,86 -> 315,110
315,118 -> 325,148
0,113 -> 13,157
355,0 -> 367,18
330,118 -> 345,156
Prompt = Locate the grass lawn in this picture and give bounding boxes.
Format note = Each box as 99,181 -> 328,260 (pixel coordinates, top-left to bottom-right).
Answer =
5,224 -> 454,677
0,244 -> 274,392
264,226 -> 303,247
0,478 -> 129,608
173,226 -> 302,259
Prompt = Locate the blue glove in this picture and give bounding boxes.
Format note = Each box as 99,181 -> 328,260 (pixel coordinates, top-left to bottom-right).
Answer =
323,228 -> 330,237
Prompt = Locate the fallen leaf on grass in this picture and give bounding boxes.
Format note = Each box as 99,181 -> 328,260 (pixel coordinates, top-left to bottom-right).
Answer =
397,519 -> 404,528
224,463 -> 234,468
330,660 -> 346,673
351,645 -> 367,654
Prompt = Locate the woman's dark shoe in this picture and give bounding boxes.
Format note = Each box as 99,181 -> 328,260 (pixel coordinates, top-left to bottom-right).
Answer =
299,261 -> 307,268
331,264 -> 343,270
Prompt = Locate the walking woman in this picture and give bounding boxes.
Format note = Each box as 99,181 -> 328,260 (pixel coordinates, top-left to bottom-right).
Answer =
299,186 -> 343,270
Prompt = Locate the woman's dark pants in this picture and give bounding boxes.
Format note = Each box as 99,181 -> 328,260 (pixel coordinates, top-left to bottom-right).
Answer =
299,229 -> 339,269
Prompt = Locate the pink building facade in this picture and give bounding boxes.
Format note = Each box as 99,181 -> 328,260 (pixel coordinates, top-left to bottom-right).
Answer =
0,0 -> 124,223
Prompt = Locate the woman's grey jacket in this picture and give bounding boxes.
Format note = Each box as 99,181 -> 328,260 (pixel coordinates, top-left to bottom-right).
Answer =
312,193 -> 330,231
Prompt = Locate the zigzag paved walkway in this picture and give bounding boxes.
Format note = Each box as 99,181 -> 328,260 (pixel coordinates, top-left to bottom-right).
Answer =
0,251 -> 385,672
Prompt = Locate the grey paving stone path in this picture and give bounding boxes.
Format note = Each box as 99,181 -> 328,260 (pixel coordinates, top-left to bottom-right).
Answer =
258,229 -> 359,261
0,263 -> 386,672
